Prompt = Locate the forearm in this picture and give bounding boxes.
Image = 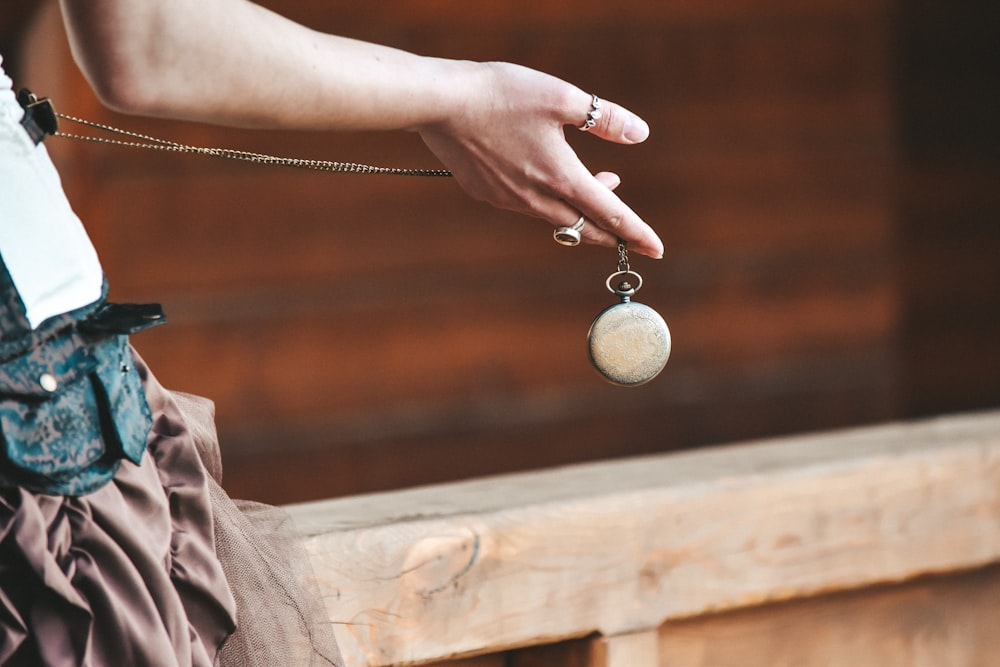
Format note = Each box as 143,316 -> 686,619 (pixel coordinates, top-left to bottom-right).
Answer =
58,0 -> 664,258
59,0 -> 475,131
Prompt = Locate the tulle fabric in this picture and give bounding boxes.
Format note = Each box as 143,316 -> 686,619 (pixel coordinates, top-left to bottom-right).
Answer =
0,353 -> 342,666
172,393 -> 343,667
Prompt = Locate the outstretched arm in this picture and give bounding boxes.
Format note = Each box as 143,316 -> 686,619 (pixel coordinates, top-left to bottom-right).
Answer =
58,0 -> 663,258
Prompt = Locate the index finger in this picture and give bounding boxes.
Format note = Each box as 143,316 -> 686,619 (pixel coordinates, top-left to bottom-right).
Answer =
571,173 -> 663,259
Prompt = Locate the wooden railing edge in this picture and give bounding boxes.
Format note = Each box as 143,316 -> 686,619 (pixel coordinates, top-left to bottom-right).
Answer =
285,410 -> 1000,666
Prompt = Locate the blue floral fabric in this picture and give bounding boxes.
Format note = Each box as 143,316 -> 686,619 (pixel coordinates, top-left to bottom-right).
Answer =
0,327 -> 152,495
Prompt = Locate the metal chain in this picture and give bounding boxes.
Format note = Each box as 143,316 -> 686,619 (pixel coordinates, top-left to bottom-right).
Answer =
617,239 -> 630,273
53,113 -> 454,177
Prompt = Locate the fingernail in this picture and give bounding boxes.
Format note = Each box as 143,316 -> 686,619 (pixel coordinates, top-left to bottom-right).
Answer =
623,116 -> 650,143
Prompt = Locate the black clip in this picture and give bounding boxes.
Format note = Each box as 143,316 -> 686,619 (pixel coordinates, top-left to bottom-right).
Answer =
79,302 -> 168,336
16,89 -> 59,145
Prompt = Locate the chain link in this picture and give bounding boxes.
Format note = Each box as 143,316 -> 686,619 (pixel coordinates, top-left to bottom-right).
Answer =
617,239 -> 630,273
53,113 -> 453,177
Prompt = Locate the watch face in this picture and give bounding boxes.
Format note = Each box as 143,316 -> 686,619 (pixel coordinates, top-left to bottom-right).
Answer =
588,301 -> 671,386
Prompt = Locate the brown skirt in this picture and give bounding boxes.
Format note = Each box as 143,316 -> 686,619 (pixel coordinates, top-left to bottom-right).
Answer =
0,353 -> 342,666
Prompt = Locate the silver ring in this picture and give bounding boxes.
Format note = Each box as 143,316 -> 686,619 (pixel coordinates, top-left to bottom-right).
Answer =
578,94 -> 602,131
553,216 -> 585,246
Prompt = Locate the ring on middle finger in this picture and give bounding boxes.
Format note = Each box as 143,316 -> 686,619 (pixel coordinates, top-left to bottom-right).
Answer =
553,216 -> 585,246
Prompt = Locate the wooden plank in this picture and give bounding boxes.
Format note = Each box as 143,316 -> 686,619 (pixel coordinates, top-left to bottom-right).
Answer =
127,264 -> 895,425
589,631 -> 659,667
421,657 -> 504,667
219,348 -> 899,504
508,639 -> 594,667
658,563 -> 1000,666
285,411 -> 1000,665
89,154 -> 894,298
283,0 -> 885,34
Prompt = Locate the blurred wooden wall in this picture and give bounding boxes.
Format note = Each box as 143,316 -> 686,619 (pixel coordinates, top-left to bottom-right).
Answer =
6,0 -> 997,505
897,0 -> 1000,417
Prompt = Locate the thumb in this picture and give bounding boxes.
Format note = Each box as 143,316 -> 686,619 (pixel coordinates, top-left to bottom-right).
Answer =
576,94 -> 650,145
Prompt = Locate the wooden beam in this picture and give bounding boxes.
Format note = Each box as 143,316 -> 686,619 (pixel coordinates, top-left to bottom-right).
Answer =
285,411 -> 1000,666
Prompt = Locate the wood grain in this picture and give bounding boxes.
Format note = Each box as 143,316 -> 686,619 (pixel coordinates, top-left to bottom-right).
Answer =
286,411 -> 1000,665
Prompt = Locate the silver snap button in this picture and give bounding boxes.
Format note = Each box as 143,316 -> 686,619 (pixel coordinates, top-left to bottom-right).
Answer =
39,373 -> 58,393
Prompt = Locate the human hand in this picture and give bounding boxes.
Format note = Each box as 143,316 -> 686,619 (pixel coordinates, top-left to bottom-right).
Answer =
417,62 -> 664,259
